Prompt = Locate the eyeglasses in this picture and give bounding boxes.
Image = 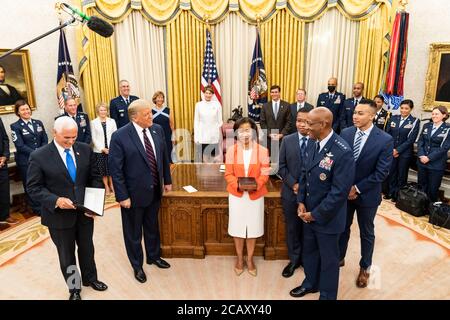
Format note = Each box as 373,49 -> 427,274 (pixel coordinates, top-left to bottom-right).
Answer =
306,120 -> 323,126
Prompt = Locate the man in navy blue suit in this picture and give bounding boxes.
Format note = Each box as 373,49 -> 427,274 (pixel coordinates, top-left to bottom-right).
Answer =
109,80 -> 139,128
109,99 -> 172,284
316,77 -> 346,133
339,82 -> 365,130
290,107 -> 355,300
279,108 -> 315,278
339,99 -> 393,288
288,88 -> 314,134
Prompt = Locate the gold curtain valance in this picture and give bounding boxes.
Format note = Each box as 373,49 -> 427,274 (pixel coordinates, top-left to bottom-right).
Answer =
81,0 -> 394,25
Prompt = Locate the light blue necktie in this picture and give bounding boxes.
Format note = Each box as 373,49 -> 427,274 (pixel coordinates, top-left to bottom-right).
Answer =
431,126 -> 437,136
273,102 -> 279,120
353,131 -> 365,160
65,149 -> 76,183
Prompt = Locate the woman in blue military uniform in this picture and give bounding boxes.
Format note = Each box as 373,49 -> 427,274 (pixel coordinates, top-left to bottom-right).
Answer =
151,91 -> 174,162
384,99 -> 420,201
10,100 -> 48,215
417,106 -> 450,202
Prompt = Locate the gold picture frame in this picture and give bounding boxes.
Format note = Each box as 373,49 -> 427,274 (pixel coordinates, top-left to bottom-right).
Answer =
423,43 -> 450,111
0,49 -> 36,114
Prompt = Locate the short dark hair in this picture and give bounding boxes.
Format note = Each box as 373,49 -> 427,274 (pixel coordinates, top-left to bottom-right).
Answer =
204,85 -> 214,94
270,85 -> 281,92
433,105 -> 449,121
374,94 -> 384,102
400,99 -> 414,109
14,99 -> 29,116
359,98 -> 376,109
233,117 -> 258,141
296,108 -> 310,117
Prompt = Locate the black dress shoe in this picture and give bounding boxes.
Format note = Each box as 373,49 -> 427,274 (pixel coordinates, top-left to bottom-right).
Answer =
147,258 -> 170,269
289,286 -> 318,298
134,269 -> 147,283
83,280 -> 108,291
282,262 -> 299,278
69,291 -> 82,300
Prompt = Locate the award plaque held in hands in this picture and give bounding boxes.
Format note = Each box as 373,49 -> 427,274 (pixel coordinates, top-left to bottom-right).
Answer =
237,177 -> 257,192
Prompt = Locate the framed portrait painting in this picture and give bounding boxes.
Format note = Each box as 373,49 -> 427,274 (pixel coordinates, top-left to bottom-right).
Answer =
0,49 -> 36,114
423,43 -> 450,111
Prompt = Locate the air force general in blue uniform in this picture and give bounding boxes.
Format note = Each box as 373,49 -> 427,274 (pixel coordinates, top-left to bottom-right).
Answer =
11,118 -> 48,214
292,122 -> 355,300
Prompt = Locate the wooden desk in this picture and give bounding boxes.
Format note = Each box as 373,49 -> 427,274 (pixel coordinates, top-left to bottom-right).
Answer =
160,163 -> 288,259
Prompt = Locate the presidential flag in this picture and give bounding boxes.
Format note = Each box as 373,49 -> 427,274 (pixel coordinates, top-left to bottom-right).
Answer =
201,29 -> 221,104
56,28 -> 80,112
247,30 -> 267,122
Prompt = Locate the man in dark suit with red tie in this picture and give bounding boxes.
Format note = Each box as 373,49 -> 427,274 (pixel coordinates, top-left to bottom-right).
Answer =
109,99 -> 172,284
27,116 -> 107,300
109,80 -> 139,128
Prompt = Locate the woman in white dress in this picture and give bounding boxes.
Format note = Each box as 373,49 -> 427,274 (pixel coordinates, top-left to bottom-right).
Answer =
225,117 -> 270,276
194,85 -> 223,162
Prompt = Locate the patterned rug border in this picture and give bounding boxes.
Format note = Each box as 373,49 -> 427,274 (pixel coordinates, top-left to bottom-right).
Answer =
0,198 -> 119,267
378,201 -> 450,251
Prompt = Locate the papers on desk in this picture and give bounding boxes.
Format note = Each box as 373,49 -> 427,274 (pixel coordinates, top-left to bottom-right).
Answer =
75,187 -> 105,216
183,185 -> 198,193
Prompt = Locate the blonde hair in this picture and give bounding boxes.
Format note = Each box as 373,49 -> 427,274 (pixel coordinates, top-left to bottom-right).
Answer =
152,91 -> 165,104
95,102 -> 108,115
128,99 -> 151,119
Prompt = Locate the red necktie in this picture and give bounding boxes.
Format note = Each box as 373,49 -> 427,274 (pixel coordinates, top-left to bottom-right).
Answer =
142,128 -> 159,185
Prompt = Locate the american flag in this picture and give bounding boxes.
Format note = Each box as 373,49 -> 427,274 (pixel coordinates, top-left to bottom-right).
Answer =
56,28 -> 80,112
201,29 -> 221,104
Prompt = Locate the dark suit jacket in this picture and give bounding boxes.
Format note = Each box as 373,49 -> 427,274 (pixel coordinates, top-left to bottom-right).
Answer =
0,118 -> 9,161
288,102 -> 314,134
0,84 -> 23,105
316,92 -> 346,132
260,100 -> 291,136
340,126 -> 393,207
109,122 -> 172,207
56,112 -> 91,144
10,118 -> 48,166
279,132 -> 315,202
417,122 -> 450,171
297,132 -> 355,234
109,95 -> 139,128
386,114 -> 420,158
26,141 -> 103,229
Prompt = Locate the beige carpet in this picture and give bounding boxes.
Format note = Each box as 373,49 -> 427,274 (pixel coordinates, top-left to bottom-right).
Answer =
0,201 -> 449,300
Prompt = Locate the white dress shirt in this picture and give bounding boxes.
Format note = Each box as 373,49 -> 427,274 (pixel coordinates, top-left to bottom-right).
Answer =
297,102 -> 305,111
54,140 -> 76,168
354,124 -> 374,154
318,130 -> 334,153
194,100 -> 223,144
132,121 -> 157,161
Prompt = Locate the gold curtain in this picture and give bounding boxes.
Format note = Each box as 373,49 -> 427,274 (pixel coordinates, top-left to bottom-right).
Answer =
354,4 -> 389,99
82,0 -> 392,24
260,10 -> 305,103
166,11 -> 206,138
77,7 -> 118,119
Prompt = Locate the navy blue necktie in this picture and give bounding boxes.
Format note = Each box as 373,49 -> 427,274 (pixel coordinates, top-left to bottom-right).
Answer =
65,149 -> 76,183
300,137 -> 307,158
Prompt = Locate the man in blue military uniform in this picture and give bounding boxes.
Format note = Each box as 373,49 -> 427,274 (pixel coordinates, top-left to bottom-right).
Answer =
290,107 -> 355,300
279,108 -> 315,278
109,80 -> 139,128
56,98 -> 91,144
316,77 -> 346,133
339,99 -> 393,288
10,100 -> 48,215
340,82 -> 365,130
